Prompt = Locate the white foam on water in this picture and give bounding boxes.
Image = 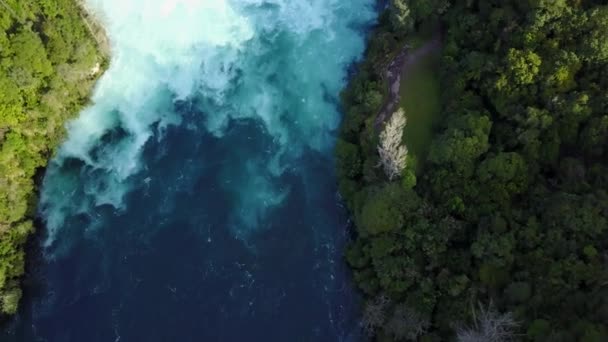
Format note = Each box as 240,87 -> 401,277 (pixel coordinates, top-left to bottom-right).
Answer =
40,0 -> 375,246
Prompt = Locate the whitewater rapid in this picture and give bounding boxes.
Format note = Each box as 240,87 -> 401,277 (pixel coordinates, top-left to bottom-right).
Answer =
40,0 -> 375,246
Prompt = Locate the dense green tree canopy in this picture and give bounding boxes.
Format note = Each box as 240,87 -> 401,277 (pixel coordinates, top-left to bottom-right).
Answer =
338,0 -> 608,340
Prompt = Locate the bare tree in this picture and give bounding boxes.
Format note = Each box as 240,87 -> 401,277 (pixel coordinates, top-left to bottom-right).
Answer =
378,108 -> 408,181
361,295 -> 390,336
456,304 -> 519,342
385,304 -> 430,341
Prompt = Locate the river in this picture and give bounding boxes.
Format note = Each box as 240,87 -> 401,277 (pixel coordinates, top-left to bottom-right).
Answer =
2,0 -> 376,341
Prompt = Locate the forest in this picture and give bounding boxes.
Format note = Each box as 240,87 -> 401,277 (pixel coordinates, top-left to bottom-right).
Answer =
0,0 -> 103,315
337,0 -> 608,340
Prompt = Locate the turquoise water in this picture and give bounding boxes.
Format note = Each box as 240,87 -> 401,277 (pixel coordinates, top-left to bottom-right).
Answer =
4,0 -> 376,340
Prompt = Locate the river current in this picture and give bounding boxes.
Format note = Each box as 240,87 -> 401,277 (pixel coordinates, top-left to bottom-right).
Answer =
3,0 -> 376,340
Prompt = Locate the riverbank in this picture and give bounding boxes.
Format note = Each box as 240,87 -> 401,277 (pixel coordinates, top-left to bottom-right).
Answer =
338,1 -> 608,340
0,0 -> 107,317
336,10 -> 443,336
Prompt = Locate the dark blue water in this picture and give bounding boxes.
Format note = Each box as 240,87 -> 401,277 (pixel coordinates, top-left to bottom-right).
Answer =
2,1 -> 376,340
5,114 -> 359,341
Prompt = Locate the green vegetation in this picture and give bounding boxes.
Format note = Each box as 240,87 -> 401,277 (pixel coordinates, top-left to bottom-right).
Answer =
338,0 -> 608,340
0,0 -> 104,315
399,52 -> 440,166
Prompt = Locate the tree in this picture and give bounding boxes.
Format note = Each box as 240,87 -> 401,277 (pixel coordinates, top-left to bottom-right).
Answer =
385,304 -> 430,340
476,152 -> 528,209
579,7 -> 608,63
362,295 -> 390,336
456,304 -> 519,342
378,108 -> 408,181
409,0 -> 451,20
505,281 -> 532,304
336,139 -> 362,179
506,48 -> 542,86
428,112 -> 491,171
390,0 -> 414,33
0,287 -> 20,314
10,27 -> 53,81
358,183 -> 413,236
527,319 -> 551,341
